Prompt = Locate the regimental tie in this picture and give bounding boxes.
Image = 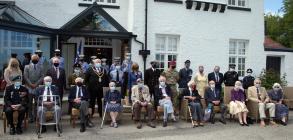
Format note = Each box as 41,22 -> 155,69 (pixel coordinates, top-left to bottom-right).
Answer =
257,88 -> 261,100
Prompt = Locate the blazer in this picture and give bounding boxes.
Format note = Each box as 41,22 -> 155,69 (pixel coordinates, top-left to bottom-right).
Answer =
24,63 -> 44,86
154,85 -> 172,107
128,71 -> 143,89
46,67 -> 66,90
180,88 -> 201,103
4,85 -> 29,108
84,66 -> 109,91
131,85 -> 151,103
267,89 -> 283,102
68,85 -> 89,103
205,88 -> 222,103
104,89 -> 122,104
247,86 -> 269,103
208,72 -> 224,89
178,68 -> 193,88
35,85 -> 60,106
144,68 -> 161,91
230,88 -> 245,102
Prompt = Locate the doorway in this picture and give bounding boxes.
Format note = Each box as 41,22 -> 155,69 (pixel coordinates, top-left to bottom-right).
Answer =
266,56 -> 281,75
84,47 -> 113,65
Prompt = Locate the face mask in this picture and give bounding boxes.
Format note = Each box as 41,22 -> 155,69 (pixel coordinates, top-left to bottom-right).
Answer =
247,73 -> 252,76
152,64 -> 157,69
37,54 -> 42,57
230,68 -> 235,72
53,63 -> 59,67
55,53 -> 60,56
95,63 -> 101,68
126,56 -> 130,60
185,64 -> 190,68
255,84 -> 261,88
45,81 -> 52,87
76,82 -> 83,87
32,60 -> 38,64
214,69 -> 219,73
116,66 -> 121,70
138,83 -> 144,88
160,82 -> 166,87
14,81 -> 21,88
199,70 -> 204,73
74,69 -> 81,74
273,87 -> 280,92
110,86 -> 115,91
210,84 -> 215,89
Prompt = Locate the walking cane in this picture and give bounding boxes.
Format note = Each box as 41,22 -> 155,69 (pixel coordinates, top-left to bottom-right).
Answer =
188,106 -> 195,128
100,102 -> 108,129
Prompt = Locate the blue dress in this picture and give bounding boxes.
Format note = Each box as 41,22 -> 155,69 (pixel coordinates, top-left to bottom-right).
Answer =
268,90 -> 289,119
104,90 -> 122,112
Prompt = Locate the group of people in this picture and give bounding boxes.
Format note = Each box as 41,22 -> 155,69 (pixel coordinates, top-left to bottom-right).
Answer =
2,49 -> 290,136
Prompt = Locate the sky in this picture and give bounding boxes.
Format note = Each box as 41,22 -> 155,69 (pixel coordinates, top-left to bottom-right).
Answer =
264,0 -> 284,15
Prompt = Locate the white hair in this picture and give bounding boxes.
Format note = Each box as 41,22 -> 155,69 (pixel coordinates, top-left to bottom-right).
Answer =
44,76 -> 52,82
187,80 -> 195,87
273,83 -> 282,89
75,77 -> 84,83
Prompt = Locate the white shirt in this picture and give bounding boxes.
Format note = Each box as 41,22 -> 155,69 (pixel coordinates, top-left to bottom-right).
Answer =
189,87 -> 193,96
43,86 -> 53,101
55,67 -> 60,79
159,85 -> 168,97
76,86 -> 83,98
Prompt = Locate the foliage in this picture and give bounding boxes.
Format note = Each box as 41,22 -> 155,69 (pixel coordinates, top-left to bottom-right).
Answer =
258,69 -> 288,90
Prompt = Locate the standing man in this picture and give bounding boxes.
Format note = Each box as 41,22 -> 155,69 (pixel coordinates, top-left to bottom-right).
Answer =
161,61 -> 179,115
110,57 -> 121,72
24,54 -> 44,122
242,68 -> 255,90
208,66 -> 224,93
101,58 -> 109,74
84,59 -> 109,117
78,55 -> 89,74
223,64 -> 239,86
46,57 -> 66,103
121,53 -> 133,99
178,60 -> 193,89
50,49 -> 65,69
144,61 -> 161,98
109,63 -> 124,88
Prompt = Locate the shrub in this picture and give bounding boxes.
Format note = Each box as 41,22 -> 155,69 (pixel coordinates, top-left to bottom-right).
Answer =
258,69 -> 288,90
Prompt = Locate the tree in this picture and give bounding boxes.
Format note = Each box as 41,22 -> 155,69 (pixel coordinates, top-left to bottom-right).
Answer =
282,0 -> 293,48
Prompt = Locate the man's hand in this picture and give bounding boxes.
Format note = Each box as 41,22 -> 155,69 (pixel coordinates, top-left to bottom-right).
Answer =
165,96 -> 171,100
212,101 -> 220,105
190,97 -> 196,101
257,100 -> 262,103
11,104 -> 21,110
74,98 -> 81,103
140,102 -> 147,106
110,101 -> 116,104
20,92 -> 27,97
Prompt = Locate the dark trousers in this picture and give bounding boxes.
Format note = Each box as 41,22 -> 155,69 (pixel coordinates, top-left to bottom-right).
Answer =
73,101 -> 89,123
89,95 -> 103,117
208,102 -> 227,120
5,106 -> 26,128
133,102 -> 155,122
28,93 -> 36,120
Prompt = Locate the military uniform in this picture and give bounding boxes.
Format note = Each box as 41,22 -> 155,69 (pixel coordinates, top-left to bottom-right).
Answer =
223,64 -> 239,86
161,69 -> 179,107
242,69 -> 255,89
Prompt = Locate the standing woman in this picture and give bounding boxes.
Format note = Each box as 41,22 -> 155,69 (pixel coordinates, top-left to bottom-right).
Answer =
104,82 -> 123,128
229,81 -> 249,126
268,83 -> 289,126
194,66 -> 208,97
127,62 -> 142,104
4,58 -> 23,87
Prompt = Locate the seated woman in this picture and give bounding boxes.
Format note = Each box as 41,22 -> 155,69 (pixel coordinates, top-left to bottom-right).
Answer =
154,76 -> 176,127
268,83 -> 289,126
229,81 -> 249,126
180,80 -> 203,127
104,82 -> 123,128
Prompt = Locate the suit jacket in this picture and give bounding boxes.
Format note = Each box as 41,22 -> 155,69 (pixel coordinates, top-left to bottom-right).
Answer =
144,68 -> 161,92
131,85 -> 151,103
180,88 -> 201,103
84,66 -> 109,91
68,85 -> 89,103
35,85 -> 60,106
24,63 -> 44,87
208,72 -> 224,89
223,71 -> 239,86
4,85 -> 29,108
46,67 -> 66,91
205,88 -> 222,103
247,86 -> 269,103
178,68 -> 193,88
104,90 -> 122,104
154,85 -> 172,107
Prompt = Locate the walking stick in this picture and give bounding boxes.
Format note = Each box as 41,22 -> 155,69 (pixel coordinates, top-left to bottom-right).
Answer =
188,106 -> 195,128
100,102 -> 108,129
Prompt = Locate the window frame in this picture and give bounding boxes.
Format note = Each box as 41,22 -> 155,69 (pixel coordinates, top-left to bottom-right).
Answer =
228,0 -> 249,8
80,0 -> 119,6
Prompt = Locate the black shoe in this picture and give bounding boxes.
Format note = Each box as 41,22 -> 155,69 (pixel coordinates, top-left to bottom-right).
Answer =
210,118 -> 215,124
16,127 -> 23,135
219,119 -> 226,124
9,127 -> 16,135
280,121 -> 287,126
163,121 -> 167,127
136,122 -> 142,129
244,123 -> 249,126
239,122 -> 244,126
86,117 -> 94,128
80,123 -> 86,132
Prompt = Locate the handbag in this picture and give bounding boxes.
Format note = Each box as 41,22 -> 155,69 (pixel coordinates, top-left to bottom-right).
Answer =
0,79 -> 6,91
203,108 -> 211,121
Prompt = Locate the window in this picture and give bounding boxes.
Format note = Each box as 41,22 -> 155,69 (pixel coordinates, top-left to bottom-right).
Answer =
96,0 -> 118,5
155,34 -> 179,71
228,39 -> 248,77
85,37 -> 112,46
228,0 -> 247,7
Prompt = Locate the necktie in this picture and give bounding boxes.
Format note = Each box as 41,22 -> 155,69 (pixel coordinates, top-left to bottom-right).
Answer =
257,88 -> 261,100
55,68 -> 59,79
78,87 -> 81,98
116,70 -> 119,82
213,89 -> 216,98
34,64 -> 36,70
215,73 -> 219,82
47,87 -> 51,102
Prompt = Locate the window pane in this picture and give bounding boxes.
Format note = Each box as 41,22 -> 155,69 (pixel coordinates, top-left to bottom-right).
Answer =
156,36 -> 165,51
168,37 -> 177,51
229,41 -> 236,54
155,54 -> 165,70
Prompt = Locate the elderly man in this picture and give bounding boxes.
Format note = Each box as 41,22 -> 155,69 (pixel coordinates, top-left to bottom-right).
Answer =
178,60 -> 193,89
131,78 -> 156,129
154,76 -> 176,127
248,79 -> 276,127
35,76 -> 61,133
24,54 -> 44,122
68,77 -> 93,132
50,49 -> 65,69
84,58 -> 109,117
208,66 -> 224,93
205,80 -> 227,124
4,76 -> 29,135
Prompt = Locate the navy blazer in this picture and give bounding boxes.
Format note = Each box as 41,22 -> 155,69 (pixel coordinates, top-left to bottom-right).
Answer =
178,68 -> 193,88
154,85 -> 172,107
180,88 -> 202,103
46,67 -> 66,91
205,88 -> 222,103
35,85 -> 60,105
68,85 -> 89,103
104,90 -> 122,105
4,85 -> 29,108
208,72 -> 224,89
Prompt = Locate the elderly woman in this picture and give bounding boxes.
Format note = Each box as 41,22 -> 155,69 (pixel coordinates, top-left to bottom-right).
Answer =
4,58 -> 23,86
104,82 -> 122,128
229,81 -> 249,126
194,65 -> 208,97
180,80 -> 203,127
268,83 -> 289,126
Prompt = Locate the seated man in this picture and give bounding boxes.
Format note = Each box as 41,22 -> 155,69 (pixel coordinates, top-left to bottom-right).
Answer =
4,75 -> 28,135
180,80 -> 203,127
205,80 -> 227,124
131,78 -> 156,129
154,76 -> 176,127
35,76 -> 61,133
68,77 -> 93,132
248,79 -> 276,127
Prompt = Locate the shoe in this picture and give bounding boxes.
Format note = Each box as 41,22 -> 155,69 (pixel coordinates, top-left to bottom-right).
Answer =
280,121 -> 287,126
193,121 -> 199,127
270,121 -> 277,126
9,127 -> 15,135
110,122 -> 114,127
136,122 -> 142,129
16,127 -> 23,134
219,119 -> 226,124
163,121 -> 167,127
260,121 -> 266,127
244,123 -> 249,126
114,122 -> 118,128
147,122 -> 156,128
80,123 -> 86,133
172,118 -> 177,122
239,122 -> 244,126
54,125 -> 61,132
199,122 -> 204,127
86,116 -> 94,128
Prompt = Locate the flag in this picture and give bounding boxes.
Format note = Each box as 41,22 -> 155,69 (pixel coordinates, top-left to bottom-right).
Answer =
74,40 -> 82,64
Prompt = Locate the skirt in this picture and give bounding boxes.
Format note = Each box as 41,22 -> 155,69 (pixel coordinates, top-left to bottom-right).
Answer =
105,103 -> 122,112
275,104 -> 289,119
229,101 -> 248,115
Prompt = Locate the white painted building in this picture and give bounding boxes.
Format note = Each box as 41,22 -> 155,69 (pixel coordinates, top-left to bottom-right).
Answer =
2,0 -> 290,85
